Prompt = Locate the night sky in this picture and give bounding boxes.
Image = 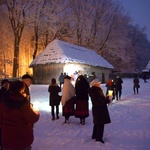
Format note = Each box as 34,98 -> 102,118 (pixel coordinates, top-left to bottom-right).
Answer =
118,0 -> 150,41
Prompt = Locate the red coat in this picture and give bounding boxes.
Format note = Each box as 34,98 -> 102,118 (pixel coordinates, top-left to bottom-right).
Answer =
0,92 -> 40,150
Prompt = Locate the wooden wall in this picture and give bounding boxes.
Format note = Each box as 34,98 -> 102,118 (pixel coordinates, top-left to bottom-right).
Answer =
32,63 -> 112,84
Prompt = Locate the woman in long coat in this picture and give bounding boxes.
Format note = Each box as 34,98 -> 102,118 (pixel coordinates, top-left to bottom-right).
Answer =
75,75 -> 90,125
48,78 -> 61,120
0,80 -> 39,150
61,76 -> 75,124
88,79 -> 111,143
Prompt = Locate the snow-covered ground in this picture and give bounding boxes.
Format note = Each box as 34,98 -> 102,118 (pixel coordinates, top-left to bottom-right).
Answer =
30,78 -> 150,150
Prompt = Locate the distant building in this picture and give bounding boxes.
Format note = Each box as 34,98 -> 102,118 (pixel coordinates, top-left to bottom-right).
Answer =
142,60 -> 150,72
30,39 -> 114,84
142,60 -> 150,78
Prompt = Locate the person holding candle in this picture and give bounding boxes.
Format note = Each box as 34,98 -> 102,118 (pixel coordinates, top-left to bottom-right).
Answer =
88,79 -> 111,143
0,80 -> 39,150
105,79 -> 115,100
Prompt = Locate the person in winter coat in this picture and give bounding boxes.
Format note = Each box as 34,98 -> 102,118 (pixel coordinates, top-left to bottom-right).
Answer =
105,79 -> 115,100
0,79 -> 10,150
61,75 -> 75,124
59,73 -> 65,88
133,74 -> 140,94
75,75 -> 90,125
22,73 -> 33,102
48,78 -> 61,120
142,73 -> 147,83
0,79 -> 10,100
88,79 -> 111,143
114,76 -> 123,100
0,80 -> 39,150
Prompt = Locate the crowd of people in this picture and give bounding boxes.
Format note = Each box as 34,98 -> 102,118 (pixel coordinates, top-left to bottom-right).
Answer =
49,73 -> 113,143
0,72 -> 143,149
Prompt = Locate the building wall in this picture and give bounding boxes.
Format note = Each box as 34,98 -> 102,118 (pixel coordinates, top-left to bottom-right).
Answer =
32,63 -> 112,84
33,64 -> 64,84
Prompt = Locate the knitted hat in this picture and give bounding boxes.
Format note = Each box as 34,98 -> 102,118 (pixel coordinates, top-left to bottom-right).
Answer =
1,79 -> 9,86
22,74 -> 33,80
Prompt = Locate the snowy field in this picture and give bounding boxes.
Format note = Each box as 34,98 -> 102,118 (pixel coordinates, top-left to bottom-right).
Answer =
30,78 -> 150,150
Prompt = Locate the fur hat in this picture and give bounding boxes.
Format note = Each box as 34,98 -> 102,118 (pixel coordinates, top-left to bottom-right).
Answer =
90,79 -> 101,86
1,79 -> 9,86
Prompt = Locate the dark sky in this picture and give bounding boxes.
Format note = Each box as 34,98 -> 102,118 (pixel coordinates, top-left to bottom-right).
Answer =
118,0 -> 150,41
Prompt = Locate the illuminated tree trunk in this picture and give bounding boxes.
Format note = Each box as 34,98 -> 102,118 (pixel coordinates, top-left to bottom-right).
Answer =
13,32 -> 23,77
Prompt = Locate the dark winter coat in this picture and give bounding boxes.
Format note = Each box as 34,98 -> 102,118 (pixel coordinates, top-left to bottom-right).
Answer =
75,76 -> 90,118
114,78 -> 123,89
48,84 -> 61,106
88,86 -> 111,125
0,87 -> 8,101
0,91 -> 39,150
133,77 -> 140,88
75,78 -> 90,101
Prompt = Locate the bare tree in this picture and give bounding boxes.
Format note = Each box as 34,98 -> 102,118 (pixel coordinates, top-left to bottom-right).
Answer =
2,0 -> 35,77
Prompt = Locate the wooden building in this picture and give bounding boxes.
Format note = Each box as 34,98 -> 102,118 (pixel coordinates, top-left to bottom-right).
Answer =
30,39 -> 114,84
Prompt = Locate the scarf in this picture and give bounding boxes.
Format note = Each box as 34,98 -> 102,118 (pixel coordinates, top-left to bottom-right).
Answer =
61,79 -> 75,106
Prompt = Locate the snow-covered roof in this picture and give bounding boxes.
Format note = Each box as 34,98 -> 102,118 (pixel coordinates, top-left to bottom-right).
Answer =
30,39 -> 114,69
145,61 -> 150,70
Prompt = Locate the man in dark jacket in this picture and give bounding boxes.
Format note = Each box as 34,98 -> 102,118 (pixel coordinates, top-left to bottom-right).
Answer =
114,76 -> 123,100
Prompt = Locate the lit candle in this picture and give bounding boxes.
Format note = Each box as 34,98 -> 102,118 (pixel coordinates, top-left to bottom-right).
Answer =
33,101 -> 40,111
108,90 -> 113,96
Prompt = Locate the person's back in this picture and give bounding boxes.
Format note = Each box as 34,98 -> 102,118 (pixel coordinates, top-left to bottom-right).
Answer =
106,79 -> 115,99
114,77 -> 123,89
114,76 -> 123,100
48,78 -> 61,120
0,79 -> 9,149
133,75 -> 140,94
75,75 -> 90,124
133,77 -> 139,86
0,80 -> 39,150
0,79 -> 9,101
59,73 -> 65,88
61,76 -> 75,124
